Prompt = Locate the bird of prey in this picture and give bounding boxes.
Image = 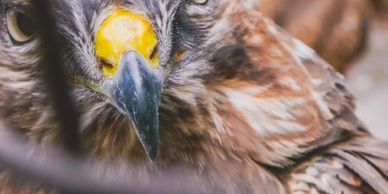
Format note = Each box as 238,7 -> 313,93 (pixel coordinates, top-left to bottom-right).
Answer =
0,0 -> 387,193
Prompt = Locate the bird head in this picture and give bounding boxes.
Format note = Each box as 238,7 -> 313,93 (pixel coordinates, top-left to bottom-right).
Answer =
0,0 -> 227,161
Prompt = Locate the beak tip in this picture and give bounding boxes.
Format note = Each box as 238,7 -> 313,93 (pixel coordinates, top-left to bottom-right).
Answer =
147,145 -> 158,161
138,124 -> 159,161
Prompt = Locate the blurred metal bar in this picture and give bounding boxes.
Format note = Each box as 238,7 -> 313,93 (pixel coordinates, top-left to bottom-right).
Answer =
0,122 -> 201,194
31,0 -> 81,154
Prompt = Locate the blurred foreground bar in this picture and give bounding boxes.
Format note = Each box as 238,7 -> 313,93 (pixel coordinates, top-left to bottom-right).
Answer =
0,121 -> 201,194
31,0 -> 81,154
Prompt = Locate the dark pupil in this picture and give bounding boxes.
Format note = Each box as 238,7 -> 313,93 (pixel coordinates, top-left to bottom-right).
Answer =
16,13 -> 34,37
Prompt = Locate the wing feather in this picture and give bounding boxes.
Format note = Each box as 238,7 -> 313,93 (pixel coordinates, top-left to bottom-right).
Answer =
285,137 -> 388,194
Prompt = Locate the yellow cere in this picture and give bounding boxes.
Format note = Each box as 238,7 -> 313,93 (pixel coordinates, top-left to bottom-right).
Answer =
96,10 -> 159,78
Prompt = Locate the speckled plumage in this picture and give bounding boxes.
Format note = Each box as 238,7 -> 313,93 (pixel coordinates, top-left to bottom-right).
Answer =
0,0 -> 387,193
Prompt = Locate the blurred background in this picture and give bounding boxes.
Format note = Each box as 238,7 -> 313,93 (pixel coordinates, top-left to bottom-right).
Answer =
257,0 -> 388,140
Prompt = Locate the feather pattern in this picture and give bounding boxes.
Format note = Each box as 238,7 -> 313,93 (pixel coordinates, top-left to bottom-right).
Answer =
0,0 -> 387,193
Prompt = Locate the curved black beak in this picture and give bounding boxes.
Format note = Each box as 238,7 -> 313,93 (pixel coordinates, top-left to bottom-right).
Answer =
105,51 -> 162,160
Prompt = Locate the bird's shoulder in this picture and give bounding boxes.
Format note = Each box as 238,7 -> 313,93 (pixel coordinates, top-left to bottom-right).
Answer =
201,8 -> 367,167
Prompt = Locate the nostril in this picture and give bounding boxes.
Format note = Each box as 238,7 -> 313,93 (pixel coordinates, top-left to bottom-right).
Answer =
100,58 -> 118,78
100,59 -> 113,69
149,45 -> 158,60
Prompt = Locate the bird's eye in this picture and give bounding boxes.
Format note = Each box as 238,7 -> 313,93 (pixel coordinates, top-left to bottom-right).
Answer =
6,10 -> 35,44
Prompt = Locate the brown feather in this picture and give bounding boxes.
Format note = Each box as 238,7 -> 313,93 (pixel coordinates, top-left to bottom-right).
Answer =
0,0 -> 387,193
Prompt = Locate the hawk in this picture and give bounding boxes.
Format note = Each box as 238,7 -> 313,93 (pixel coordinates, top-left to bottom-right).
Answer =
0,0 -> 387,193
